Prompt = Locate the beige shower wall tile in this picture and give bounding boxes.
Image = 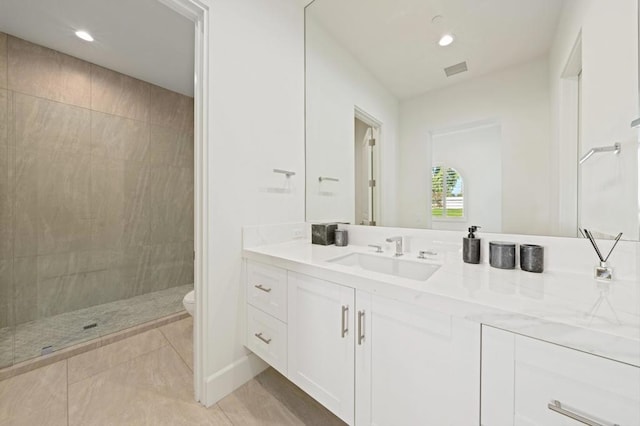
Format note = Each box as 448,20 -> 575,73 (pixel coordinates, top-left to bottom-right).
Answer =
148,84 -> 193,132
0,88 -> 7,147
116,246 -> 149,296
0,360 -> 67,426
12,94 -> 91,256
148,124 -> 193,168
141,242 -> 193,293
0,33 -> 7,89
37,150 -> 91,255
91,65 -> 150,121
8,36 -> 90,108
34,250 -> 126,319
0,259 -> 11,328
0,89 -> 7,146
91,157 -> 125,250
122,161 -> 153,247
13,92 -> 90,155
37,250 -> 117,282
13,149 -> 37,257
148,165 -> 194,245
36,265 -> 127,318
14,148 -> 91,257
0,89 -> 10,260
0,326 -> 12,368
12,257 -> 37,325
91,111 -> 149,162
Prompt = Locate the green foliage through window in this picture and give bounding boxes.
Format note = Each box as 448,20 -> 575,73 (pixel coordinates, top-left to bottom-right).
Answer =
432,166 -> 464,218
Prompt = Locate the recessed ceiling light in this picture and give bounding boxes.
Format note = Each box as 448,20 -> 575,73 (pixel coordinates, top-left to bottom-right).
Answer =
438,34 -> 455,47
75,30 -> 94,42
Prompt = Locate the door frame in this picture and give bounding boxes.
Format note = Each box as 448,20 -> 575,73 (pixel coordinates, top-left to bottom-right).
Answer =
354,106 -> 382,226
156,0 -> 210,404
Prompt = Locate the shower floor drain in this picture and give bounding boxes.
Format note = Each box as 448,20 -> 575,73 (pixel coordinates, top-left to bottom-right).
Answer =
83,323 -> 98,330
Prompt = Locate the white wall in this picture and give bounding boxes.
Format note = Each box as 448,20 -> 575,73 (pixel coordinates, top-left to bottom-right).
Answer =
550,0 -> 639,240
205,0 -> 305,405
431,123 -> 502,233
305,17 -> 399,225
398,58 -> 552,235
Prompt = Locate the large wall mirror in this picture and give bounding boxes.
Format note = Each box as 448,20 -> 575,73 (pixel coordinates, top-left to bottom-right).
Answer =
305,0 -> 640,241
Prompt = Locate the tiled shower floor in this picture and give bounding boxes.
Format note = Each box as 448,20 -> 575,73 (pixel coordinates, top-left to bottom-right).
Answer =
0,284 -> 192,368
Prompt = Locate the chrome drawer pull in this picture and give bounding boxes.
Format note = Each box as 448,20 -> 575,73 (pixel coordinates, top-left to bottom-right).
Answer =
254,284 -> 272,293
254,332 -> 272,344
341,305 -> 349,338
357,310 -> 365,345
548,400 -> 619,426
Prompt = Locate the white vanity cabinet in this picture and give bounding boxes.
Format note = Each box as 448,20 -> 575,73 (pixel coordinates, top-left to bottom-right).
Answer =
245,260 -> 482,426
481,326 -> 640,426
246,259 -> 639,426
245,261 -> 289,375
355,291 -> 480,425
287,272 -> 356,424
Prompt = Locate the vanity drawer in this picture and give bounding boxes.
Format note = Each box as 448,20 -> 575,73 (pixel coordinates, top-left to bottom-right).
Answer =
513,335 -> 640,426
246,261 -> 287,322
247,305 -> 287,376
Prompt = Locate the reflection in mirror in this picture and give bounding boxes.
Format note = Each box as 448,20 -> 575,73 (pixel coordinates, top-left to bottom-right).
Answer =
305,0 -> 639,240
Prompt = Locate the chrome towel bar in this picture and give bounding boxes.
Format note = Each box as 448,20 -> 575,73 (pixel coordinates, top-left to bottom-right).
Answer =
579,143 -> 621,165
273,169 -> 295,177
319,176 -> 340,182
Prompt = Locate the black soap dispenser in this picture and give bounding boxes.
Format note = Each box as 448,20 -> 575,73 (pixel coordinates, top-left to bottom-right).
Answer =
463,226 -> 481,264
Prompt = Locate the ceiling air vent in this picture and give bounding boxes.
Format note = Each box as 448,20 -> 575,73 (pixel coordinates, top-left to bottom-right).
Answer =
444,61 -> 468,77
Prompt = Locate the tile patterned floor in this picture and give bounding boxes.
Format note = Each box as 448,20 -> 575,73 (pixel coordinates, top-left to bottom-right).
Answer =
0,284 -> 192,368
0,317 -> 345,426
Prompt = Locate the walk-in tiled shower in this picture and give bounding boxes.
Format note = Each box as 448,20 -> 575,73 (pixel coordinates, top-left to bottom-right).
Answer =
0,33 -> 194,369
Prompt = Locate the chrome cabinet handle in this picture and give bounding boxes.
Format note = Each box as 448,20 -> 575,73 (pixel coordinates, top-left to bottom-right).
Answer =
548,400 -> 619,426
357,310 -> 365,345
254,284 -> 272,293
254,332 -> 272,344
341,305 -> 349,337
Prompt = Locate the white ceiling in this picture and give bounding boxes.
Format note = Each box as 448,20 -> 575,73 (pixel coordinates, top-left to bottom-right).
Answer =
0,0 -> 194,96
308,0 -> 565,99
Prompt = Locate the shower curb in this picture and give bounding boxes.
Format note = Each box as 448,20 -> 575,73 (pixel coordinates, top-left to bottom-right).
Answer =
0,310 -> 189,382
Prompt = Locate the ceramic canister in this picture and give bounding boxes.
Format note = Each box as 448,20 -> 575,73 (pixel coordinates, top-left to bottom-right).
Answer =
489,241 -> 516,269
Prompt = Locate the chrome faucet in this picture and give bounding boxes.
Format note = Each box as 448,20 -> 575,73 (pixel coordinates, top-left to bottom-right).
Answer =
368,244 -> 383,253
386,236 -> 403,257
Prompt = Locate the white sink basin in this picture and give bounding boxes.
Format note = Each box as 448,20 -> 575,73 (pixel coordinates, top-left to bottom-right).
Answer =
327,252 -> 440,281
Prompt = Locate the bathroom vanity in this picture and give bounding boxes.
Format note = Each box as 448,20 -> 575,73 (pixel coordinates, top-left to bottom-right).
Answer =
242,231 -> 640,426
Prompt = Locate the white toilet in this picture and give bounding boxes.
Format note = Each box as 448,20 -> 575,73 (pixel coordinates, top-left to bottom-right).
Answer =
183,290 -> 195,316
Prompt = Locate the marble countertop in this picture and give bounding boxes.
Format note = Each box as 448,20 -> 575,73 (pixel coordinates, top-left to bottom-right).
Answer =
243,240 -> 640,367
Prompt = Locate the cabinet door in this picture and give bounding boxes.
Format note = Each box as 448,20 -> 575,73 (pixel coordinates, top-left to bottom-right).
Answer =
355,291 -> 480,426
287,272 -> 355,425
513,335 -> 640,426
481,326 -> 640,426
481,326 -> 515,426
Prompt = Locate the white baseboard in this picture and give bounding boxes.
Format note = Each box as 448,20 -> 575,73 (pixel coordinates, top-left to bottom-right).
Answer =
203,352 -> 268,406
